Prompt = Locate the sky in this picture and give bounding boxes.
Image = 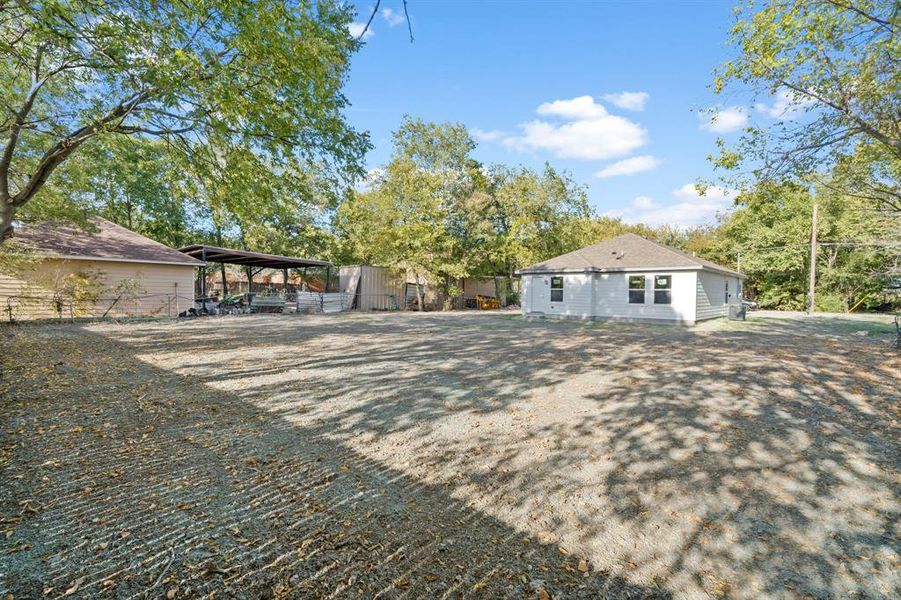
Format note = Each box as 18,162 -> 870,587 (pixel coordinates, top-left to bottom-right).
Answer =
342,1 -> 779,228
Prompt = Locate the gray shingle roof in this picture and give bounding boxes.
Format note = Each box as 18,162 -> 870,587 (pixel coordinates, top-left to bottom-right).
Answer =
12,217 -> 203,266
516,233 -> 742,277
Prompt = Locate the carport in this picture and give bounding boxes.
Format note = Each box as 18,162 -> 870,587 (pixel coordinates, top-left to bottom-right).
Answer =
178,244 -> 332,298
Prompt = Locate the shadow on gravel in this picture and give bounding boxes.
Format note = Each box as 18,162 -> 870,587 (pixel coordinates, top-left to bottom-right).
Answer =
2,313 -> 898,598
1,322 -> 670,599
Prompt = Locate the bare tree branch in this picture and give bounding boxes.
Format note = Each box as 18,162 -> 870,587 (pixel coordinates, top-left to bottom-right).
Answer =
403,0 -> 414,43
357,0 -> 381,41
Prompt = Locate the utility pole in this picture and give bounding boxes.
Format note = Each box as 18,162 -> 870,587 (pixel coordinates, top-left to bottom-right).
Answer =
807,203 -> 818,316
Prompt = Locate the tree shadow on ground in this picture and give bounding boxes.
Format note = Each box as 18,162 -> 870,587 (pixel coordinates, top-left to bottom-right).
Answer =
2,313 -> 898,598
1,322 -> 668,599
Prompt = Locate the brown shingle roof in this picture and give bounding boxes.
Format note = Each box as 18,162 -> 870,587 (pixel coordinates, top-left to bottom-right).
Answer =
516,233 -> 742,277
12,217 -> 203,266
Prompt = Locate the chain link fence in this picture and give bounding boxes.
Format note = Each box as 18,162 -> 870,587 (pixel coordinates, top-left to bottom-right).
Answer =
2,293 -> 195,323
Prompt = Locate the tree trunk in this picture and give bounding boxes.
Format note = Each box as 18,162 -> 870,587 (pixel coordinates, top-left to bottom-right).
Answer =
220,264 -> 228,297
442,273 -> 450,311
0,202 -> 14,243
414,272 -> 424,312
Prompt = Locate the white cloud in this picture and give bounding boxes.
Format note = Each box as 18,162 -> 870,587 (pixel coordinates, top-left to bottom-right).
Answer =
348,22 -> 373,40
355,167 -> 384,192
380,8 -> 406,27
595,155 -> 661,178
601,91 -> 649,111
700,106 -> 748,133
501,95 -> 647,160
632,195 -> 657,210
754,90 -> 814,120
536,95 -> 608,120
605,184 -> 737,227
471,128 -> 506,142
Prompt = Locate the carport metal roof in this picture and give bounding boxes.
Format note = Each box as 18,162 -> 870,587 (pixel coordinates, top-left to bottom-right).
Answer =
178,245 -> 331,269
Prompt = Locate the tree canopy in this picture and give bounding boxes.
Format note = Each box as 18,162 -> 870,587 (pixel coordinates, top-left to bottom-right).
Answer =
0,0 -> 369,241
712,0 -> 899,212
713,180 -> 899,310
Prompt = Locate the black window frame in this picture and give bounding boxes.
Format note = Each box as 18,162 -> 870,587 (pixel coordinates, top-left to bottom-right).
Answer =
628,275 -> 645,304
550,276 -> 564,303
654,274 -> 672,305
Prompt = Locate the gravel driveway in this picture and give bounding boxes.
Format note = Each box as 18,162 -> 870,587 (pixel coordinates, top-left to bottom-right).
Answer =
2,312 -> 899,599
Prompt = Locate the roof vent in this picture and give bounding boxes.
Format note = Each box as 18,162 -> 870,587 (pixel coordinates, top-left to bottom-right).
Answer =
613,250 -> 625,260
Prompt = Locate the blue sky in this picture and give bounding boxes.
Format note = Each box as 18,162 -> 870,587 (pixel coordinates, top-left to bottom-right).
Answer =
342,1 -> 774,228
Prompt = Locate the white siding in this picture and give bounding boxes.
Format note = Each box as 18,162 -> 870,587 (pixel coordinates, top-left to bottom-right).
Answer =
522,273 -> 594,319
0,258 -> 195,320
593,271 -> 697,323
522,275 -> 534,313
695,270 -> 740,321
521,270 -> 698,323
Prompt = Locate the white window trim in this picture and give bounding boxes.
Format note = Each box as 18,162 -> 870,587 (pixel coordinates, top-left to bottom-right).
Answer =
627,274 -> 646,304
550,276 -> 564,303
653,274 -> 672,305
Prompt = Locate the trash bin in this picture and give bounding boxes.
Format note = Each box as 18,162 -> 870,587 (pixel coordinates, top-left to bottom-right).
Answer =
728,303 -> 746,321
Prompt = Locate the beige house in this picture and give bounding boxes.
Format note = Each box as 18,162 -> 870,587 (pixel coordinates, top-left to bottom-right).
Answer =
1,217 -> 202,320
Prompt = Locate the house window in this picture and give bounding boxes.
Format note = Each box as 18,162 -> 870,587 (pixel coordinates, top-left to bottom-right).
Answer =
550,276 -> 564,302
724,280 -> 729,304
654,275 -> 672,304
628,275 -> 645,304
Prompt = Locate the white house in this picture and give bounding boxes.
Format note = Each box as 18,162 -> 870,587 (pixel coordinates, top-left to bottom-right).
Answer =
516,233 -> 744,325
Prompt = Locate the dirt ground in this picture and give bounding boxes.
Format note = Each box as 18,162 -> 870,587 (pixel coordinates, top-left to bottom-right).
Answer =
1,312 -> 899,599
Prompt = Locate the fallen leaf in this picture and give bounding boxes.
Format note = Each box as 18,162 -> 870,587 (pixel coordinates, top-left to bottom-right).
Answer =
63,576 -> 85,597
577,559 -> 589,573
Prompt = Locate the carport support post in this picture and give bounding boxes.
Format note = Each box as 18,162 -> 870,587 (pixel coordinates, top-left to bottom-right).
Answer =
199,248 -> 207,299
326,266 -> 331,293
283,268 -> 289,294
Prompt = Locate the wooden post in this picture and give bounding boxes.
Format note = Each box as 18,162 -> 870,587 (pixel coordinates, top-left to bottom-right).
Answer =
807,203 -> 818,316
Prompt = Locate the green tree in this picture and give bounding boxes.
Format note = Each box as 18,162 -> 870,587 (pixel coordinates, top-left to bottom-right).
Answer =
0,0 -> 369,242
56,137 -> 191,248
485,164 -> 593,278
712,0 -> 899,210
337,158 -> 454,310
715,180 -> 898,310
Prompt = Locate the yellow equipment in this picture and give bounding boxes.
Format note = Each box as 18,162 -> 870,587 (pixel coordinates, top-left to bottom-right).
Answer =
476,294 -> 500,310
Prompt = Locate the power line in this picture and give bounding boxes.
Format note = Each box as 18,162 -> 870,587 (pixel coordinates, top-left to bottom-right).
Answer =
740,241 -> 901,252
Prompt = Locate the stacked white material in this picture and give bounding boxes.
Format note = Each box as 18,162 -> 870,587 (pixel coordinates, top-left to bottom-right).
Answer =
296,292 -> 351,314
